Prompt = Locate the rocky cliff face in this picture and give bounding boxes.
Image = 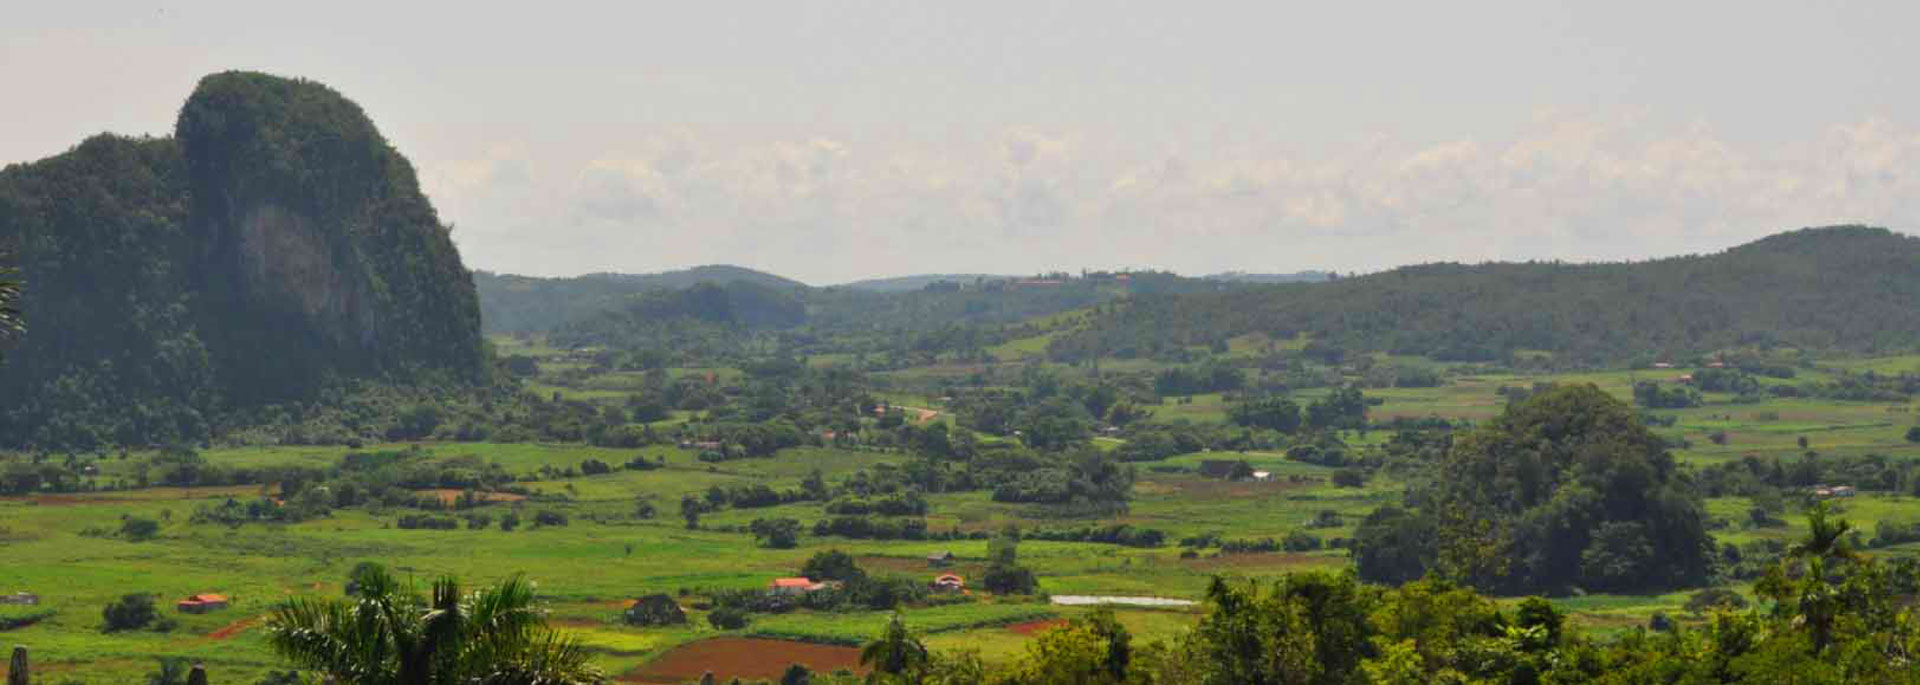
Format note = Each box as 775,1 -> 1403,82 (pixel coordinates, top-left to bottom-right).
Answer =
177,71 -> 483,394
0,72 -> 484,448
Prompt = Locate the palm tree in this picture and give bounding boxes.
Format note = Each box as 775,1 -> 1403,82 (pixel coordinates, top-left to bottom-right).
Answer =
265,564 -> 601,684
859,613 -> 928,682
1790,501 -> 1858,563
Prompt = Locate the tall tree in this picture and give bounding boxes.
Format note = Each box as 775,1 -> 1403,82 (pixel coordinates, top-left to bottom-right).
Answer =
859,614 -> 929,682
265,564 -> 600,684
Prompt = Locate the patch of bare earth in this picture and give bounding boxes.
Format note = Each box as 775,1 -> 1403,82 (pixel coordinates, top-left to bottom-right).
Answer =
415,489 -> 526,505
1006,619 -> 1068,636
620,638 -> 866,684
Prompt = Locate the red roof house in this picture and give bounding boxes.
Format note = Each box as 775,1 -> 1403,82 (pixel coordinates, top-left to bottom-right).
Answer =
177,594 -> 229,613
769,578 -> 827,595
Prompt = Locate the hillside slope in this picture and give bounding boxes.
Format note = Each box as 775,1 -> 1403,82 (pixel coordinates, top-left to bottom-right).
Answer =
475,265 -> 803,333
0,71 -> 484,448
1049,226 -> 1920,365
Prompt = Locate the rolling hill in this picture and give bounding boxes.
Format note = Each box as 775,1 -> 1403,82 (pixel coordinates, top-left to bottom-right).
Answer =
1048,226 -> 1920,366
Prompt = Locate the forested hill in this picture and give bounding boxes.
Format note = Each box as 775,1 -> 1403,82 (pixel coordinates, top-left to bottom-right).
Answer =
1048,226 -> 1920,366
0,71 -> 485,449
834,273 -> 1011,292
474,265 -> 803,333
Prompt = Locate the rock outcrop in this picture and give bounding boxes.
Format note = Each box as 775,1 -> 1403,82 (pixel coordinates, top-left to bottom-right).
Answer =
0,71 -> 485,448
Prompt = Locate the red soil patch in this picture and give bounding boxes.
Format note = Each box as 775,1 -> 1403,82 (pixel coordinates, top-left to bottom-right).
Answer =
1006,619 -> 1068,636
416,489 -> 526,505
206,615 -> 262,641
620,638 -> 866,684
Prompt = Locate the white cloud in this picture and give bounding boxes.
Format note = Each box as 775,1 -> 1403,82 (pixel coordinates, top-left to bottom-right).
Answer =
424,114 -> 1920,283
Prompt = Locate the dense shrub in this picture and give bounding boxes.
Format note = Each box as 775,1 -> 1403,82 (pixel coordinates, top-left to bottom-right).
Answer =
396,514 -> 458,530
102,593 -> 159,632
708,606 -> 749,630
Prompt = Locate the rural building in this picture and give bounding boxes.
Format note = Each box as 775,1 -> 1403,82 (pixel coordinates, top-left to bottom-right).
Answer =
769,578 -> 828,596
176,594 -> 229,613
931,574 -> 966,593
1250,471 -> 1273,482
1,592 -> 38,606
1831,485 -> 1856,498
926,551 -> 955,567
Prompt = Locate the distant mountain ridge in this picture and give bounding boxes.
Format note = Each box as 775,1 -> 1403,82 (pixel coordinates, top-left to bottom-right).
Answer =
833,274 -> 1013,292
1200,270 -> 1334,284
1048,225 -> 1920,366
474,265 -> 805,334
578,264 -> 810,289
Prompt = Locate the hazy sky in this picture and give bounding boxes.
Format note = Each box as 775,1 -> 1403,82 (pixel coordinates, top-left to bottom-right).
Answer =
6,2 -> 1919,284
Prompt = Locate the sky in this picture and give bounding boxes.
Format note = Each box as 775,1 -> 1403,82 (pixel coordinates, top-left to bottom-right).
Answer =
5,1 -> 1919,285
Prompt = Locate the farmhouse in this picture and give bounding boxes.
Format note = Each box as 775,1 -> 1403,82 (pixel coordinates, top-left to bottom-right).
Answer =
931,574 -> 966,593
176,594 -> 229,613
1250,471 -> 1274,482
769,578 -> 828,595
0,592 -> 38,606
926,550 -> 955,567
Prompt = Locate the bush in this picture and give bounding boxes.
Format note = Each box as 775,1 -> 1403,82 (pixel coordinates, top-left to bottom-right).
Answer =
751,518 -> 802,549
396,514 -> 458,530
121,516 -> 161,541
982,564 -> 1039,595
708,606 -> 749,630
1331,469 -> 1366,488
579,459 -> 613,475
623,594 -> 688,627
1684,587 -> 1749,614
1307,510 -> 1344,528
801,550 -> 866,583
533,510 -> 569,527
1648,611 -> 1674,632
1282,530 -> 1323,552
103,593 -> 159,632
1907,426 -> 1920,444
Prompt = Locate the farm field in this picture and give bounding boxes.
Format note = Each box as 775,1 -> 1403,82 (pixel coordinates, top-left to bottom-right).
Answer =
2,354 -> 1918,683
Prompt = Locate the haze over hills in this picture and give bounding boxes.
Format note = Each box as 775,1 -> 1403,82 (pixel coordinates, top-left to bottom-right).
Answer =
0,72 -> 485,448
1199,270 -> 1335,284
835,273 -> 1013,292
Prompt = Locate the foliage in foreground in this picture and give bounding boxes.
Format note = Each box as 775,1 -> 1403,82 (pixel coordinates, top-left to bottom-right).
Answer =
844,506 -> 1918,685
265,564 -> 601,684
